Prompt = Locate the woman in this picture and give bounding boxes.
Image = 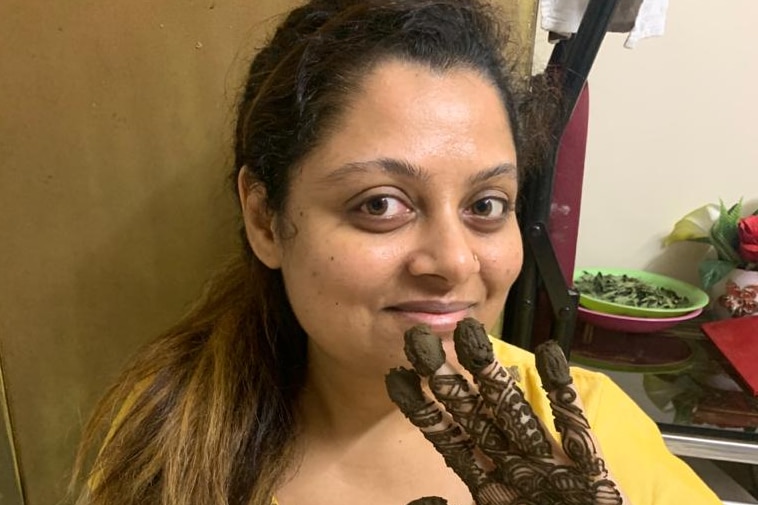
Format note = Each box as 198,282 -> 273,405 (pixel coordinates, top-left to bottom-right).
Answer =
72,1 -> 721,504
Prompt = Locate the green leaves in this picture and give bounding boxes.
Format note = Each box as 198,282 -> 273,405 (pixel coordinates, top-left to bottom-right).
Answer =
709,200 -> 742,264
665,198 -> 756,289
698,259 -> 737,291
574,272 -> 690,309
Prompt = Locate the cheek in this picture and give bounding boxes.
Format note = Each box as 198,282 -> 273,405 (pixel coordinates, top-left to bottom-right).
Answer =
281,231 -> 402,302
477,238 -> 522,331
481,233 -> 523,287
279,240 -> 350,337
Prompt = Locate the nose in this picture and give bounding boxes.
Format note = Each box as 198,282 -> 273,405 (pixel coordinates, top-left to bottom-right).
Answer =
406,211 -> 480,286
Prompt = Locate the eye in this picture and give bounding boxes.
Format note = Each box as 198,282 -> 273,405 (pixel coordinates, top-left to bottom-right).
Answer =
463,194 -> 513,232
359,195 -> 411,217
468,197 -> 508,218
349,193 -> 415,232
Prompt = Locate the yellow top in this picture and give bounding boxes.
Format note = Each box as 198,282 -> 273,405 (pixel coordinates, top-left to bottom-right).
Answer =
100,337 -> 720,504
273,338 -> 721,505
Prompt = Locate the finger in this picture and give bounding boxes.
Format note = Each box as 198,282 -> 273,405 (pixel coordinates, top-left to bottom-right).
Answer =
534,340 -> 624,504
385,366 -> 490,495
533,340 -> 594,469
403,325 -> 516,461
403,329 -> 550,505
453,318 -> 557,459
404,327 -> 586,505
407,497 -> 448,505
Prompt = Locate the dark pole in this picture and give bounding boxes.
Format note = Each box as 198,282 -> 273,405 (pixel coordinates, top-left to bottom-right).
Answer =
504,0 -> 621,351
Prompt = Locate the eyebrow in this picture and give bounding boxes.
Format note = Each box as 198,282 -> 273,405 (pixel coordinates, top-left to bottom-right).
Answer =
467,162 -> 518,184
319,157 -> 517,185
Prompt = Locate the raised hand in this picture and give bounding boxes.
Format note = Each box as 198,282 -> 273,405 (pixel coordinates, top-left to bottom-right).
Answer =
385,318 -> 627,505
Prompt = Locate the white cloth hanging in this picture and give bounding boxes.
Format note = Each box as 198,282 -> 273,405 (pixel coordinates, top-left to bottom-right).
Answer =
540,0 -> 669,49
624,0 -> 669,48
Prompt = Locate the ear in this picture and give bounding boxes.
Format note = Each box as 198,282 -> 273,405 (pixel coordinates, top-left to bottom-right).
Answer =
237,167 -> 283,269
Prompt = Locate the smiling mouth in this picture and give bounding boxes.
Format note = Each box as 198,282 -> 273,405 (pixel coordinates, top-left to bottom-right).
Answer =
386,301 -> 475,332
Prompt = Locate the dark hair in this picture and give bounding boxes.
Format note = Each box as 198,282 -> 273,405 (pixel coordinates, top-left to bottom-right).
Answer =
71,2 -> 526,505
235,0 -> 521,217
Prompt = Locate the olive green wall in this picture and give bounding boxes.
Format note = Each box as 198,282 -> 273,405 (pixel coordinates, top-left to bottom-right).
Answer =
0,362 -> 23,505
0,1 -> 536,503
0,1 -> 296,503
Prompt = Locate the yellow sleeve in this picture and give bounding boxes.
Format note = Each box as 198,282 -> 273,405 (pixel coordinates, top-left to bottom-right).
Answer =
491,339 -> 721,505
582,372 -> 721,505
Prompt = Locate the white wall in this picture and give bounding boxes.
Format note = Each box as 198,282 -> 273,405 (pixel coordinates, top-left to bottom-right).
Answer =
538,1 -> 758,286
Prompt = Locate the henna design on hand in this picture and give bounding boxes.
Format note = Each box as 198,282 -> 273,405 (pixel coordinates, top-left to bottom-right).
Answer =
534,340 -> 573,391
428,373 -> 515,462
400,326 -> 516,459
404,325 -> 447,377
535,341 -> 623,505
387,318 -> 626,505
455,319 -> 553,459
386,367 -> 493,497
408,498 -> 449,505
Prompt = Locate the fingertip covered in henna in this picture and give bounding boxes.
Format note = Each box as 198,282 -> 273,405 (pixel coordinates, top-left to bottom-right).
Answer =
385,367 -> 428,414
534,340 -> 573,391
453,317 -> 494,373
407,497 -> 449,505
404,325 -> 446,376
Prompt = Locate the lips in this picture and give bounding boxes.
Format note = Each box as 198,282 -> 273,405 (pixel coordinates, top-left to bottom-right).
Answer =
387,300 -> 475,332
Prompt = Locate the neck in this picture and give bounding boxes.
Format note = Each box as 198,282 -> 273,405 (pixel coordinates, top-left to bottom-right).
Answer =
297,346 -> 407,441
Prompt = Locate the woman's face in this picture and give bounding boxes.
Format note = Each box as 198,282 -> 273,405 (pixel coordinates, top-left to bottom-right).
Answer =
250,60 -> 522,374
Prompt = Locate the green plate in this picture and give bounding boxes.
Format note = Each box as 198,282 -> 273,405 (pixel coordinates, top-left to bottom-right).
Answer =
573,268 -> 709,318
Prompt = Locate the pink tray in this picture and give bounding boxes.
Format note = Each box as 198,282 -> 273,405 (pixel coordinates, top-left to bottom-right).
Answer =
577,306 -> 704,334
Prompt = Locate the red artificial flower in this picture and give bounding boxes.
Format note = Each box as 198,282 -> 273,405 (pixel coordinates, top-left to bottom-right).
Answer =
738,215 -> 758,263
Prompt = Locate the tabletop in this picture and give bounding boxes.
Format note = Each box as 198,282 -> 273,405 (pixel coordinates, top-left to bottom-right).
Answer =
570,316 -> 758,464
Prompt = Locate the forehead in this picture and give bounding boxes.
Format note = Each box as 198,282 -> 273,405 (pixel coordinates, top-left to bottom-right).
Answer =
354,59 -> 511,139
298,59 -> 517,177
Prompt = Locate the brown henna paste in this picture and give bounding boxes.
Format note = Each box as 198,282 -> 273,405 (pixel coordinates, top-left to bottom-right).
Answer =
453,317 -> 494,372
404,325 -> 446,376
407,497 -> 449,505
385,367 -> 428,413
387,368 -> 490,495
534,340 -> 573,392
393,324 -> 623,505
391,327 -> 624,505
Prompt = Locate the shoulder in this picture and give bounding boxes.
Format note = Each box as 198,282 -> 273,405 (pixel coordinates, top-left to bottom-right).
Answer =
488,337 -> 649,433
487,337 -> 720,504
488,336 -> 612,402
